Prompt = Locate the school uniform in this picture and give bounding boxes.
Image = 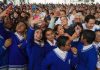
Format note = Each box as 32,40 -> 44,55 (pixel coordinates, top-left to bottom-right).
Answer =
93,42 -> 100,68
0,20 -> 14,70
82,23 -> 100,31
44,40 -> 57,55
8,32 -> 28,70
76,44 -> 97,70
26,27 -> 45,70
0,35 -> 8,70
42,47 -> 78,70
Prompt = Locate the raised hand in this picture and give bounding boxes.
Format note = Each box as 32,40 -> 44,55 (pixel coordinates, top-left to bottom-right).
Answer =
71,47 -> 77,54
0,5 -> 12,18
4,38 -> 12,48
28,16 -> 42,27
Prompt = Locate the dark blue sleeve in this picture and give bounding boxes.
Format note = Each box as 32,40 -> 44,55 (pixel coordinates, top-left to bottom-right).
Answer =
26,27 -> 35,57
41,53 -> 53,70
70,52 -> 78,69
0,36 -> 6,56
87,50 -> 97,70
26,27 -> 35,43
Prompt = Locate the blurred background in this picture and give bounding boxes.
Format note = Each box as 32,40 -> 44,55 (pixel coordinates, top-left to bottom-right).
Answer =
0,0 -> 100,5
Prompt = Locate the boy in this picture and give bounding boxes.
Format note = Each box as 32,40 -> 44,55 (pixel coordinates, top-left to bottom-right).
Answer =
76,30 -> 97,70
41,36 -> 78,70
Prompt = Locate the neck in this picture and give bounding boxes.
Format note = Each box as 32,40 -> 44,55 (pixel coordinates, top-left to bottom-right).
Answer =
48,39 -> 54,43
16,32 -> 24,36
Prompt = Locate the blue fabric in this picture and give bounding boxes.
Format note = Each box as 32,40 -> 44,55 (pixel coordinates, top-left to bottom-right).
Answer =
76,43 -> 97,70
26,27 -> 45,70
41,50 -> 78,70
44,41 -> 57,56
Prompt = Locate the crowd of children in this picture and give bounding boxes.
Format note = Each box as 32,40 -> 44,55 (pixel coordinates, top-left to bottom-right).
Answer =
0,2 -> 100,70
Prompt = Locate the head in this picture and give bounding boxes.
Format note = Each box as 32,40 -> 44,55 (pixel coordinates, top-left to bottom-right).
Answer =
95,30 -> 100,42
57,36 -> 70,51
21,11 -> 26,18
60,16 -> 68,27
74,13 -> 82,23
16,21 -> 27,34
85,15 -> 96,30
4,16 -> 12,29
54,24 -> 64,36
44,28 -> 55,42
60,10 -> 66,17
34,29 -> 42,41
13,11 -> 19,18
81,30 -> 96,45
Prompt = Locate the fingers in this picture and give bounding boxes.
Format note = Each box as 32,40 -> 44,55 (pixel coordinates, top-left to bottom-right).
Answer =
71,47 -> 77,54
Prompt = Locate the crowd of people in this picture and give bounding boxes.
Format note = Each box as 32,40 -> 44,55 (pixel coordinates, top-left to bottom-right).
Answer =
0,2 -> 100,70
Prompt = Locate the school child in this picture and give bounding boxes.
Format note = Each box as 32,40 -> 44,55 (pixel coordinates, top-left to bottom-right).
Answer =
93,30 -> 100,70
41,36 -> 78,70
26,17 -> 45,70
76,30 -> 97,70
43,28 -> 57,55
0,35 -> 12,70
8,21 -> 28,70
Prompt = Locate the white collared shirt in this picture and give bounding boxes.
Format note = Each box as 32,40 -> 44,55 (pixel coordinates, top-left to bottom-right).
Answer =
93,42 -> 100,49
15,32 -> 24,41
54,47 -> 68,61
83,44 -> 93,51
82,23 -> 100,31
47,40 -> 56,46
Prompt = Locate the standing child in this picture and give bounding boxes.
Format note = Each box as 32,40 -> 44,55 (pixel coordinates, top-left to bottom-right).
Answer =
42,36 -> 78,70
76,30 -> 97,70
43,28 -> 57,55
26,17 -> 45,70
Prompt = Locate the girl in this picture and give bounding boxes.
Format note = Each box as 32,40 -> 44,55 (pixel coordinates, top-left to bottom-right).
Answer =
26,21 -> 45,70
43,28 -> 57,56
8,21 -> 28,70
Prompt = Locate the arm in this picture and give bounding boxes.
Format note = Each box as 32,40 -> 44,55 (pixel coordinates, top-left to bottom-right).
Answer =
48,17 -> 56,29
0,38 -> 12,56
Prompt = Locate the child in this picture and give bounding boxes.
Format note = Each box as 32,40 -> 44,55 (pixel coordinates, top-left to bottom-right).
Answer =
8,21 -> 28,70
76,30 -> 97,70
26,17 -> 45,70
41,36 -> 78,70
43,28 -> 57,55
93,30 -> 100,70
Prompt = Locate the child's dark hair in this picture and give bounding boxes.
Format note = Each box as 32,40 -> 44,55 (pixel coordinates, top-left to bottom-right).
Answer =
82,30 -> 96,44
57,36 -> 69,48
85,15 -> 95,23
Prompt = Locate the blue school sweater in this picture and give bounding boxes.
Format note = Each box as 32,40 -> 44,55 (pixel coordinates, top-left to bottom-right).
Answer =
41,49 -> 78,70
0,35 -> 9,69
26,27 -> 45,70
0,20 -> 28,69
8,34 -> 28,69
76,43 -> 97,70
44,41 -> 57,56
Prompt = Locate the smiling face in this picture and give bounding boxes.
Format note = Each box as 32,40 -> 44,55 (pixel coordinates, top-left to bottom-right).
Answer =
34,29 -> 42,41
16,22 -> 26,33
57,25 -> 64,36
46,30 -> 55,42
86,19 -> 95,30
